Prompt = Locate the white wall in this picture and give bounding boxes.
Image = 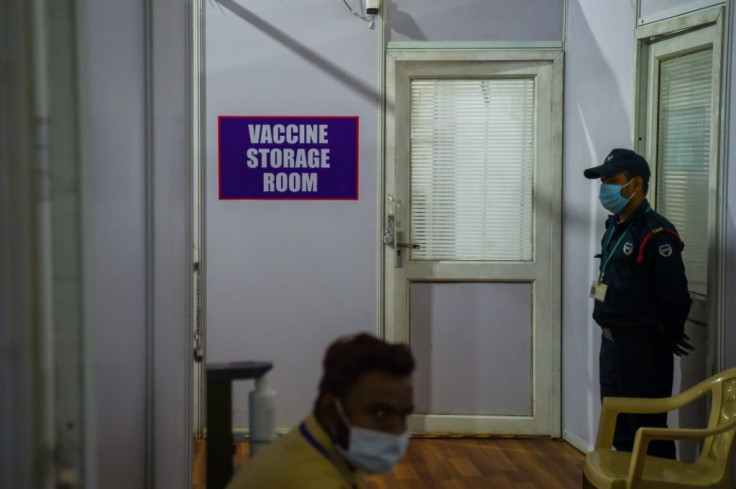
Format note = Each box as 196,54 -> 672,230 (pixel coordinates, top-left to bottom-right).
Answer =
561,0 -> 637,450
205,0 -> 382,428
149,1 -> 191,487
84,0 -> 148,484
82,0 -> 190,487
387,0 -> 563,42
639,0 -> 724,23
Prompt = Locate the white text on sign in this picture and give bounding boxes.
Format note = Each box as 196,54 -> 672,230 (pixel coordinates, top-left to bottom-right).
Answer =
246,123 -> 331,193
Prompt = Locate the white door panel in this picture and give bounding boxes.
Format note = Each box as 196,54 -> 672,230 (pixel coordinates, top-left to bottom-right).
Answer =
384,49 -> 563,435
411,282 -> 533,416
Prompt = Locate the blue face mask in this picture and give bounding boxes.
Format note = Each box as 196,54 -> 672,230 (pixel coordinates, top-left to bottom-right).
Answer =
598,179 -> 635,214
334,399 -> 409,474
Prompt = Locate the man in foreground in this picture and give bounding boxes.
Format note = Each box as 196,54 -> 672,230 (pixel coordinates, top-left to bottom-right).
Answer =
226,332 -> 415,489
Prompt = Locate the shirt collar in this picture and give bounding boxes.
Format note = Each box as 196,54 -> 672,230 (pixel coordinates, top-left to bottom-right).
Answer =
628,199 -> 651,221
303,413 -> 364,488
608,199 -> 651,226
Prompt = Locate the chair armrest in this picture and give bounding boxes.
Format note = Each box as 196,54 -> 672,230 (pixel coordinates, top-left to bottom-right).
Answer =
594,392 -> 710,450
627,418 -> 736,481
595,397 -> 672,450
604,393 -> 704,415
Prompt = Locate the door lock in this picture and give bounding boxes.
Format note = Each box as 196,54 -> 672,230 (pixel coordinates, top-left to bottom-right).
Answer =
383,214 -> 396,246
384,214 -> 420,268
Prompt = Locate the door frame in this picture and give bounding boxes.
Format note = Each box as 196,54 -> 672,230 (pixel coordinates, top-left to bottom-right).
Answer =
381,48 -> 564,436
634,5 -> 726,373
191,0 -> 206,439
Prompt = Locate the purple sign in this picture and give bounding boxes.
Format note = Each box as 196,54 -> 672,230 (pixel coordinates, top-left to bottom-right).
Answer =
219,116 -> 359,200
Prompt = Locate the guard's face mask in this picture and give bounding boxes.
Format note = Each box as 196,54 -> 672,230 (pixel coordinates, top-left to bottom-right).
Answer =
599,179 -> 636,214
333,399 -> 409,474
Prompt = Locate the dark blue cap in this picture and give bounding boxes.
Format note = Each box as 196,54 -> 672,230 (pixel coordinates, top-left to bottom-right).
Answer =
584,148 -> 651,182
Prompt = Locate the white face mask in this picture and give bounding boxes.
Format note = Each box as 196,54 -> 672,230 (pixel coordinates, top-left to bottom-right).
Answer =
333,399 -> 410,474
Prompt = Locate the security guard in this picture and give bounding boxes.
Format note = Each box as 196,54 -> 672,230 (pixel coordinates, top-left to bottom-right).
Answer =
584,148 -> 692,459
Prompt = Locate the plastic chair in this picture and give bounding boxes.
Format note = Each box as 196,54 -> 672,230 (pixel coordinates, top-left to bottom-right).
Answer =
583,367 -> 736,489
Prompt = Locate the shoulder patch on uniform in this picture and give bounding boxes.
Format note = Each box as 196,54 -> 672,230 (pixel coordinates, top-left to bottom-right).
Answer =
622,242 -> 633,256
658,243 -> 673,257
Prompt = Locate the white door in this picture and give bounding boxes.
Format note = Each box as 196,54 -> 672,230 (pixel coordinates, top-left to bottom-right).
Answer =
636,6 -> 724,460
383,50 -> 563,435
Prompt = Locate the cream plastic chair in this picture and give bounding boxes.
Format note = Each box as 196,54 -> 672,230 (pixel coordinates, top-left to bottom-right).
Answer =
583,367 -> 736,489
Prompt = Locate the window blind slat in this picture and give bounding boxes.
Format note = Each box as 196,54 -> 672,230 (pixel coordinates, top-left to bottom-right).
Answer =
410,79 -> 535,261
657,49 -> 712,295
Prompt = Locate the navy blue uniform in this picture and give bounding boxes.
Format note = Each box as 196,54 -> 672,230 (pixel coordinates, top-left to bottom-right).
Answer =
593,199 -> 691,459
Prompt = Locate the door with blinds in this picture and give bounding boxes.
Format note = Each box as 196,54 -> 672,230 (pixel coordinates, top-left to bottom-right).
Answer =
637,7 -> 724,461
383,50 -> 563,435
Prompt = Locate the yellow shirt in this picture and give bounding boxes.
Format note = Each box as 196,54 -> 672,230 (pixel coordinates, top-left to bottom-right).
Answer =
225,414 -> 365,489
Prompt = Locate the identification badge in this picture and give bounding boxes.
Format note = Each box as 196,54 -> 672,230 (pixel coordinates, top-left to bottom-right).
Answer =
589,280 -> 608,302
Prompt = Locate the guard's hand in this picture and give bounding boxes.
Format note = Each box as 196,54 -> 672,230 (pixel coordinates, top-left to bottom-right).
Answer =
672,333 -> 695,357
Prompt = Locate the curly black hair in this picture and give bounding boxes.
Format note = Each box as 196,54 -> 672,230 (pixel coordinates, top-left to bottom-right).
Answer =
317,333 -> 415,398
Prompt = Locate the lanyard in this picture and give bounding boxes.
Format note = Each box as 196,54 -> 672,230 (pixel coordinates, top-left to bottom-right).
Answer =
598,227 -> 630,280
299,422 -> 358,488
598,205 -> 651,281
299,422 -> 332,461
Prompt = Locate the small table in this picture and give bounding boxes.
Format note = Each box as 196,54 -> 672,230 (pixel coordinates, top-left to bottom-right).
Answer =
206,361 -> 273,489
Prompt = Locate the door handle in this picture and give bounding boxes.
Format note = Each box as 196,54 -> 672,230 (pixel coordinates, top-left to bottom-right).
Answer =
396,242 -> 420,249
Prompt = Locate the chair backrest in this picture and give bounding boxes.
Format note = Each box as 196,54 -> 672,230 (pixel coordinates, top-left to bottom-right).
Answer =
700,368 -> 736,468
